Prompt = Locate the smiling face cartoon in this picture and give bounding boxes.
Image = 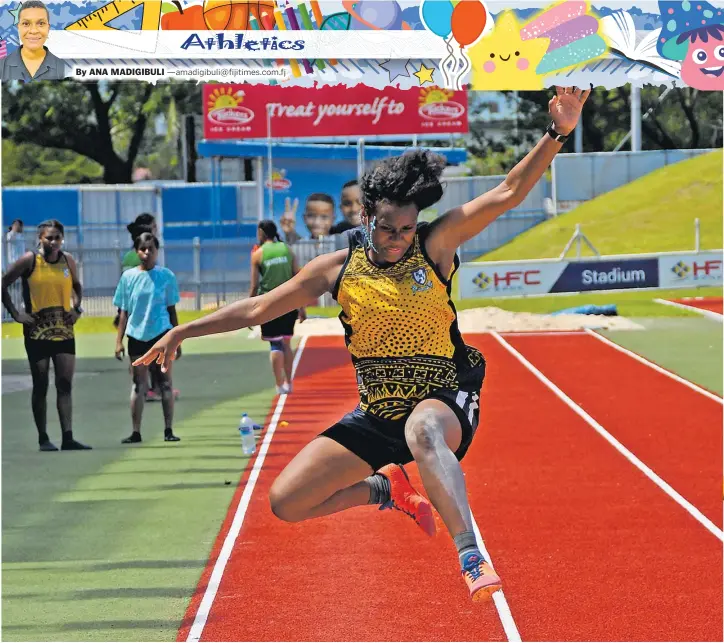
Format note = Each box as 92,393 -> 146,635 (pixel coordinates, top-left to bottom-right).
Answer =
469,12 -> 549,90
681,27 -> 724,89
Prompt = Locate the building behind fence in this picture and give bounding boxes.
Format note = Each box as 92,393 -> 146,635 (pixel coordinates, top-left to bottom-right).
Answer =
1,149 -> 714,318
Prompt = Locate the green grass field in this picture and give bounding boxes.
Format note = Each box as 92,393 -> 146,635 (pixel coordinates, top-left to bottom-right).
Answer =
601,318 -> 723,394
476,150 -> 723,261
1,333 -> 290,641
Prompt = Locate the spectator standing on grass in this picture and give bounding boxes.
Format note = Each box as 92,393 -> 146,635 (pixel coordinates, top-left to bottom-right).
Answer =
115,213 -> 179,402
1,219 -> 91,451
249,220 -> 306,395
114,232 -> 181,444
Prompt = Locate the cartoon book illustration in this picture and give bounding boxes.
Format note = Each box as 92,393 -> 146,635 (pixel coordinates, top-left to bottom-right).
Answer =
601,10 -> 681,78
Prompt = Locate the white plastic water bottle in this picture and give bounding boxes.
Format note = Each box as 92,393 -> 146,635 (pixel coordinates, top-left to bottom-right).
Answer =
239,413 -> 256,455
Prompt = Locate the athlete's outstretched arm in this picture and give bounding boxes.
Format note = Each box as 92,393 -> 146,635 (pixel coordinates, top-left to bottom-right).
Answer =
133,250 -> 346,370
427,87 -> 590,251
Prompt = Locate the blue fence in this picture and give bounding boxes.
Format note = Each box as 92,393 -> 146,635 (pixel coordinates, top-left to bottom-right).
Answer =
2,148 -> 717,315
1,183 -> 259,245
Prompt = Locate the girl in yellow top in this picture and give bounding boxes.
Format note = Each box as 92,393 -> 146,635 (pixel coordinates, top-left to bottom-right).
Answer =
135,88 -> 588,601
1,220 -> 91,451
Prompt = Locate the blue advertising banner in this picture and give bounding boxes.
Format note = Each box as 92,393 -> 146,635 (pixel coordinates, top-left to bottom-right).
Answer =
548,258 -> 660,292
458,255 -> 678,299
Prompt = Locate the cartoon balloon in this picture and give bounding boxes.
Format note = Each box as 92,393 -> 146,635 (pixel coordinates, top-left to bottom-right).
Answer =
451,0 -> 487,47
421,0 -> 455,38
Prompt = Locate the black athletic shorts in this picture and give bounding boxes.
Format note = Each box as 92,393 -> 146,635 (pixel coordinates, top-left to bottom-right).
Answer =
320,386 -> 483,472
261,310 -> 298,341
127,330 -> 170,359
24,338 -> 76,363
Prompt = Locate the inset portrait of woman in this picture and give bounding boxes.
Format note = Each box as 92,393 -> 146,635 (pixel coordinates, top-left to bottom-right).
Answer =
0,1 -> 66,82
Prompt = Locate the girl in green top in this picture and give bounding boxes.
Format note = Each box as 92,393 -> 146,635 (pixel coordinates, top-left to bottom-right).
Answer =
249,220 -> 305,395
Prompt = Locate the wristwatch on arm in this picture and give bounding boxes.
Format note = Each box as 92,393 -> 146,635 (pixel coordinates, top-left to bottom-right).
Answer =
546,122 -> 570,143
74,305 -> 84,315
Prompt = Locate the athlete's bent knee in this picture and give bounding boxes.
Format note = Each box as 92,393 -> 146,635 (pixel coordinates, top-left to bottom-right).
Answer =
268,483 -> 304,523
405,409 -> 443,456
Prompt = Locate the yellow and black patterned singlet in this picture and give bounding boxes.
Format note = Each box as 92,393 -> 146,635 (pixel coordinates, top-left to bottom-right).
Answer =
22,251 -> 74,341
333,223 -> 485,421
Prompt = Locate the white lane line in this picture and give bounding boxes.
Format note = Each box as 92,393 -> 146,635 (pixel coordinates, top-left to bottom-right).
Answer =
186,336 -> 308,642
653,298 -> 723,321
584,328 -> 723,404
471,516 -> 522,642
491,331 -> 724,543
498,331 -> 588,337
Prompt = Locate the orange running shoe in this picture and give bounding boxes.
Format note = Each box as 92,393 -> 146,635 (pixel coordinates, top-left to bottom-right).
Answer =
461,554 -> 502,602
377,463 -> 436,537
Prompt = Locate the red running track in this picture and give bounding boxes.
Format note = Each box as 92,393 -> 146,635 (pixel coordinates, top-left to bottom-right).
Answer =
465,334 -> 721,641
179,334 -> 722,642
501,331 -> 722,527
179,336 -> 507,642
670,296 -> 723,315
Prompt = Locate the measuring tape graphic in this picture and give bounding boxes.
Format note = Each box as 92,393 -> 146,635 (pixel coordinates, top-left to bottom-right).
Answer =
65,0 -> 162,31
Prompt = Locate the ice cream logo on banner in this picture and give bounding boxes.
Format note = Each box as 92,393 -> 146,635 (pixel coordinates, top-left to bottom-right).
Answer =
266,168 -> 292,191
206,87 -> 255,126
417,87 -> 465,121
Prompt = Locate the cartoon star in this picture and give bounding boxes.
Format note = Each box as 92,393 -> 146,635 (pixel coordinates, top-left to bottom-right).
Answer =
414,63 -> 435,85
468,11 -> 549,90
8,2 -> 22,25
380,59 -> 410,82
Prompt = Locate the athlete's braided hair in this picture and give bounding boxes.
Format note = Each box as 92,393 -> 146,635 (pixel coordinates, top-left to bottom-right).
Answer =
359,150 -> 445,250
360,149 -> 446,217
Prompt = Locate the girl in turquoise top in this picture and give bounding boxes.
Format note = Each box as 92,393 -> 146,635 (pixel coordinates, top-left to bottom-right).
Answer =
115,213 -> 179,403
114,233 -> 181,444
